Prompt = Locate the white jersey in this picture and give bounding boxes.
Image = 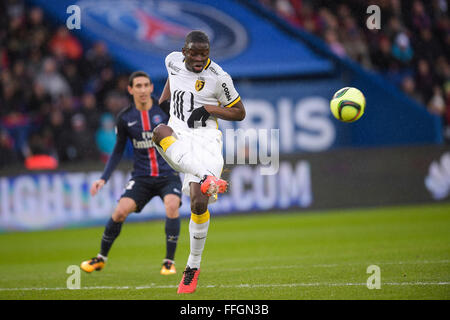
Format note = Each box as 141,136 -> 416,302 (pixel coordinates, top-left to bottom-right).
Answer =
165,51 -> 241,131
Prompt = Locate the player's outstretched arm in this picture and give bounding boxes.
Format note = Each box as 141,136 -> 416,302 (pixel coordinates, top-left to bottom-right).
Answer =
204,100 -> 245,121
94,116 -> 128,194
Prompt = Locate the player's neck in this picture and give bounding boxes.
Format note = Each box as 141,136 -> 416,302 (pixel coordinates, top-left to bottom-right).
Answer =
134,98 -> 153,111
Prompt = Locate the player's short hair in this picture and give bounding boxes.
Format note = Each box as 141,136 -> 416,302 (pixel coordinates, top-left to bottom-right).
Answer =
129,71 -> 152,87
184,30 -> 210,47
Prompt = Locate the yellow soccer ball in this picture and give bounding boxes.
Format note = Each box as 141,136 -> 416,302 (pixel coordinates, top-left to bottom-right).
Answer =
330,87 -> 366,122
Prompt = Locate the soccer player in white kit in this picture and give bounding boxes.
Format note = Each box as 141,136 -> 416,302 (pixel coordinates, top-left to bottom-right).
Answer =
152,30 -> 245,294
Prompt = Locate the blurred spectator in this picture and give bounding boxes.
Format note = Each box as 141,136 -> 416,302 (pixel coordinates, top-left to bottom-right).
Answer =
36,57 -> 71,100
104,91 -> 128,116
65,113 -> 99,161
28,81 -> 52,116
323,28 -> 346,57
391,32 -> 413,68
94,66 -> 116,105
410,0 -> 432,32
435,56 -> 450,86
0,129 -> 17,168
80,92 -> 101,132
371,36 -> 394,71
1,76 -> 23,114
26,47 -> 45,76
341,17 -> 372,69
428,86 -> 446,116
413,28 -> 442,64
415,59 -> 435,102
273,0 -> 301,27
49,26 -> 83,61
401,76 -> 423,103
44,108 -> 68,161
95,113 -> 116,163
26,6 -> 49,52
62,61 -> 84,96
27,130 -> 52,156
5,7 -> 28,64
85,41 -> 113,76
444,82 -> 450,142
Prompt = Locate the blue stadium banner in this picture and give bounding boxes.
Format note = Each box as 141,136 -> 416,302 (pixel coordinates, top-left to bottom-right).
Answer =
27,0 -> 333,79
220,78 -> 442,152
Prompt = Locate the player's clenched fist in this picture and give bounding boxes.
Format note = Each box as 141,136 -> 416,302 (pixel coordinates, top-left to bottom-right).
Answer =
90,179 -> 106,196
187,106 -> 210,128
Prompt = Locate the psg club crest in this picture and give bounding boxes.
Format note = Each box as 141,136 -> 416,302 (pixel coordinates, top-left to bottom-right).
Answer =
195,79 -> 205,91
76,0 -> 248,60
152,114 -> 162,125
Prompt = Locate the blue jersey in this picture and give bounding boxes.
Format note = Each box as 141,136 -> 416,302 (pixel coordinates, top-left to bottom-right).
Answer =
100,98 -> 175,182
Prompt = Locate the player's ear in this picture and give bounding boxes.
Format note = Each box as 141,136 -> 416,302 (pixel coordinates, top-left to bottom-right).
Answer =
127,85 -> 133,95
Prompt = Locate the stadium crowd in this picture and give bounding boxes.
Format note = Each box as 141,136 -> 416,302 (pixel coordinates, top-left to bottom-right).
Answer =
1,0 -> 449,169
259,0 -> 450,141
0,0 -> 132,169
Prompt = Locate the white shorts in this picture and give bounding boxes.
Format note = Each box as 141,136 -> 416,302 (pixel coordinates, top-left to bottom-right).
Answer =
155,126 -> 224,202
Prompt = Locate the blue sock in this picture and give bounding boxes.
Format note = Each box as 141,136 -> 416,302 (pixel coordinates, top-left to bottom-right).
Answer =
100,218 -> 123,257
165,217 -> 180,261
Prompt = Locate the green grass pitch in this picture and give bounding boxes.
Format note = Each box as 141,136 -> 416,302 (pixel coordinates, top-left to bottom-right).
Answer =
0,203 -> 449,300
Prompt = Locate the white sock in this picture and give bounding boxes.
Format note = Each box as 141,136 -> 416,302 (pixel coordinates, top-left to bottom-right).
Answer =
97,254 -> 107,261
186,211 -> 210,269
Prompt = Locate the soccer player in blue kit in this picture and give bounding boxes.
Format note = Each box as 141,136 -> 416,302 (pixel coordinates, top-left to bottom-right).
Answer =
81,71 -> 182,276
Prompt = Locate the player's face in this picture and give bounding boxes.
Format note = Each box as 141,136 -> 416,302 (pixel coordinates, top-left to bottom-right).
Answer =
183,42 -> 210,73
128,77 -> 153,105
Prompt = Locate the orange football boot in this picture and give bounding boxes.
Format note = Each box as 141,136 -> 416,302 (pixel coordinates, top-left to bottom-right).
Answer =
177,266 -> 200,294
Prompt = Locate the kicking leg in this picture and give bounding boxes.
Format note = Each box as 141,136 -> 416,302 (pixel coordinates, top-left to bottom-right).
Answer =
153,124 -> 210,178
153,124 -> 227,196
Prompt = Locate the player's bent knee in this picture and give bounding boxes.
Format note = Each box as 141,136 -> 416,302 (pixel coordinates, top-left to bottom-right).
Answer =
165,200 -> 180,218
112,206 -> 133,222
152,124 -> 173,145
112,211 -> 127,223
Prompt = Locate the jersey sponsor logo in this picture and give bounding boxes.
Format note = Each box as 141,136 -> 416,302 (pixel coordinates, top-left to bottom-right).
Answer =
77,0 -> 248,59
135,131 -> 155,148
195,79 -> 205,92
222,83 -> 232,101
128,121 -> 138,127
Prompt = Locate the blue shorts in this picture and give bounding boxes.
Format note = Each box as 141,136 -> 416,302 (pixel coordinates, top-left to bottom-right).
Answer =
121,174 -> 182,213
